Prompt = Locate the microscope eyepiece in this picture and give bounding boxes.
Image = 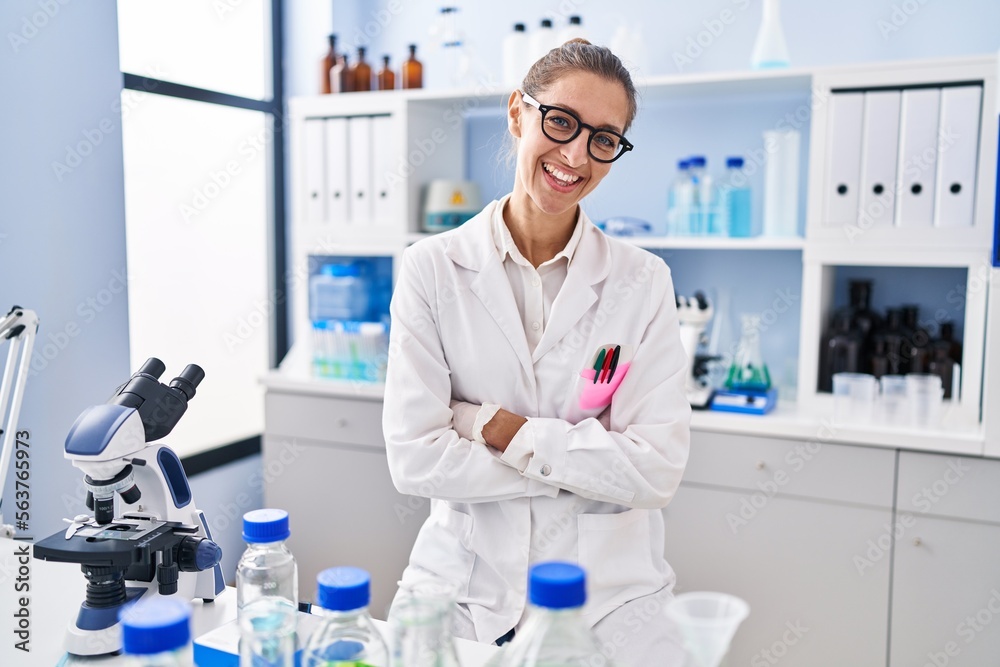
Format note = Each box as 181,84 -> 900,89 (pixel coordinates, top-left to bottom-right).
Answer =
137,357 -> 166,380
169,364 -> 205,401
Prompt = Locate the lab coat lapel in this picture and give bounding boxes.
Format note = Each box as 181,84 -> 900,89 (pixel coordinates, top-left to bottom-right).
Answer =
531,217 -> 612,362
446,203 -> 536,381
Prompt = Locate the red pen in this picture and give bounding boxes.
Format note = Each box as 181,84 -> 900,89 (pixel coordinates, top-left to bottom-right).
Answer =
598,345 -> 614,383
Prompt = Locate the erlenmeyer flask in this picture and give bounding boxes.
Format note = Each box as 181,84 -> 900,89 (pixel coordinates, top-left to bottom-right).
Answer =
666,592 -> 749,667
725,314 -> 771,391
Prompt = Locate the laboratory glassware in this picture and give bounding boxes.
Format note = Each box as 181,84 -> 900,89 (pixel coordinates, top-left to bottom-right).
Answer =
667,159 -> 692,236
320,34 -> 338,95
352,47 -> 373,92
819,312 -> 863,392
721,156 -> 752,237
484,562 -> 611,667
906,374 -> 944,427
927,346 -> 957,399
936,321 -> 963,363
832,372 -> 878,425
901,305 -> 931,372
302,567 -> 389,667
750,0 -> 790,69
761,129 -> 800,236
378,55 -> 396,90
332,53 -> 352,94
390,582 -> 461,667
725,314 -> 772,392
402,44 -> 423,89
502,23 -> 528,87
120,597 -> 194,667
239,597 -> 297,667
666,592 -> 749,667
237,509 -> 299,612
878,374 -> 908,425
688,156 -> 715,235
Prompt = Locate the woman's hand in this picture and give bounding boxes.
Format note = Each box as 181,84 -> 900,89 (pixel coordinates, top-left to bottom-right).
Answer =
481,409 -> 527,453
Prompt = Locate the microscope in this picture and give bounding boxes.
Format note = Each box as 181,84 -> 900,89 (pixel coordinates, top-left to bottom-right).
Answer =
33,358 -> 224,656
676,291 -> 720,409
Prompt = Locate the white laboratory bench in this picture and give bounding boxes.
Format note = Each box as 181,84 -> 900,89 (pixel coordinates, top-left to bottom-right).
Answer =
261,350 -> 1000,666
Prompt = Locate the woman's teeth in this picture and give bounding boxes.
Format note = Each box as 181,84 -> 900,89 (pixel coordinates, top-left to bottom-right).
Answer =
543,163 -> 581,186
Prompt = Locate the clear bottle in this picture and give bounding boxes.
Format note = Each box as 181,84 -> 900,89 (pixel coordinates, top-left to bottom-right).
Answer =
391,591 -> 461,667
529,18 -> 556,66
751,0 -> 790,69
485,562 -> 610,667
237,509 -> 298,667
401,44 -> 423,89
667,159 -> 692,236
687,156 -> 714,236
321,34 -> 338,95
721,157 -> 752,237
120,597 -> 193,667
502,23 -> 529,87
352,47 -> 372,92
725,314 -> 772,392
302,567 -> 388,667
377,55 -> 395,91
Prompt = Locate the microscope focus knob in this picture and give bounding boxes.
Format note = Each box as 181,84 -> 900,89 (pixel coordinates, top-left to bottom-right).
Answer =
178,536 -> 223,572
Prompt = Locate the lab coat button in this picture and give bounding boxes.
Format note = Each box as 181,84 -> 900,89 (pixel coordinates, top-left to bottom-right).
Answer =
531,321 -> 540,331
531,276 -> 540,287
540,464 -> 551,476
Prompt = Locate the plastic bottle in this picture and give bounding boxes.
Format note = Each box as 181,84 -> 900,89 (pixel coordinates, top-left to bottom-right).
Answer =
558,15 -> 588,44
309,263 -> 371,323
667,159 -> 692,236
302,567 -> 388,667
687,156 -> 714,236
320,34 -> 338,95
401,44 -> 423,89
237,509 -> 298,667
377,55 -> 395,90
119,597 -> 193,667
485,562 -> 609,667
722,157 -> 752,237
502,23 -> 529,87
529,19 -> 556,67
751,0 -> 790,69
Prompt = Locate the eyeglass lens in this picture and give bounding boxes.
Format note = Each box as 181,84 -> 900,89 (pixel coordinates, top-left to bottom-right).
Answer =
540,107 -> 624,162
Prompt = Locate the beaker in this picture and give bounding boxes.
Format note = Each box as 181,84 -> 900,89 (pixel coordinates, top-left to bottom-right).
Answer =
725,315 -> 772,391
666,592 -> 749,667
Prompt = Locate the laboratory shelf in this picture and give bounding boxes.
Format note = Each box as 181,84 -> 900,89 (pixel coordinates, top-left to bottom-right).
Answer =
406,232 -> 805,251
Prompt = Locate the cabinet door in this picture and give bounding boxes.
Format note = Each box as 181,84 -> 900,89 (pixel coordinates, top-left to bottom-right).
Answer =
890,515 -> 1000,666
324,117 -> 350,224
262,434 -> 429,620
302,118 -> 326,223
663,484 -> 891,667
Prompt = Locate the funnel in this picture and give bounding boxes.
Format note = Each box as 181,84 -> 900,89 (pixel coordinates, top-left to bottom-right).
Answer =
666,592 -> 749,667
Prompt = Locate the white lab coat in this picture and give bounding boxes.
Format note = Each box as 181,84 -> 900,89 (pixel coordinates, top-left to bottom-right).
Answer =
383,200 -> 691,647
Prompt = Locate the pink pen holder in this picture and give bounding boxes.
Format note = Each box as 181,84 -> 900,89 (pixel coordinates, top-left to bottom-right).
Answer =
578,362 -> 631,411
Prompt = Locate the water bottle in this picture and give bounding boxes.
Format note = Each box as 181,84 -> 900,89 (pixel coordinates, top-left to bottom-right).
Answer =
309,263 -> 370,323
529,18 -> 556,66
302,567 -> 389,667
667,159 -> 692,236
120,596 -> 193,667
237,509 -> 299,666
485,562 -> 611,667
688,156 -> 715,235
722,157 -> 753,237
502,23 -> 528,86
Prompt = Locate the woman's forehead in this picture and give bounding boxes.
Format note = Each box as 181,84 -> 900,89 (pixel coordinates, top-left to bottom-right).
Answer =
536,71 -> 629,129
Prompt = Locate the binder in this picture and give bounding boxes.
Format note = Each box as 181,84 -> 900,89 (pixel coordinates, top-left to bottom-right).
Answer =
371,115 -> 396,225
823,92 -> 864,225
934,85 -> 983,228
858,91 -> 901,228
324,117 -> 350,224
302,119 -> 326,223
895,88 -> 941,227
348,116 -> 374,225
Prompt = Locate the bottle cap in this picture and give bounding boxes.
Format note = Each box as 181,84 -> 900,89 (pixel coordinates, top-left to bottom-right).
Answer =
688,156 -> 707,168
726,156 -> 745,168
242,508 -> 290,543
514,23 -> 526,32
317,566 -> 371,611
569,15 -> 582,25
529,561 -> 586,609
677,159 -> 689,170
120,597 -> 191,655
541,19 -> 553,28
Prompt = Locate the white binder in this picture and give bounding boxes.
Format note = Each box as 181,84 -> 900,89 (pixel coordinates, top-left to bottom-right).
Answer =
858,91 -> 901,228
895,88 -> 941,227
302,119 -> 326,223
348,116 -> 374,226
371,115 -> 396,226
823,92 -> 865,225
324,117 -> 350,224
934,85 -> 983,228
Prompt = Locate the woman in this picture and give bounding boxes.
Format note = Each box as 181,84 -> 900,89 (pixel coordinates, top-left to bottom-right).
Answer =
383,39 -> 690,664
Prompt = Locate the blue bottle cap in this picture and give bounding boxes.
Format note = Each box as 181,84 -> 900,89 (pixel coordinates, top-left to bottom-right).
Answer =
120,597 -> 191,655
726,156 -> 745,168
317,567 -> 371,611
677,159 -> 689,170
688,156 -> 707,168
529,562 -> 586,609
242,508 -> 291,543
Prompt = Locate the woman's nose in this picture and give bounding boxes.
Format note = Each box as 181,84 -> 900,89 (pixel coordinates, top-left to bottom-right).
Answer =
560,132 -> 590,168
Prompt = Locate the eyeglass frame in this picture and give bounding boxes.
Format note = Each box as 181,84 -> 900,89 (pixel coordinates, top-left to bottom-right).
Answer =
520,91 -> 634,164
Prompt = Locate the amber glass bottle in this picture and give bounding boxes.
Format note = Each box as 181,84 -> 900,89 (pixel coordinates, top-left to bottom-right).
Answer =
351,47 -> 372,92
332,53 -> 352,93
401,44 -> 423,89
377,55 -> 395,90
320,34 -> 337,94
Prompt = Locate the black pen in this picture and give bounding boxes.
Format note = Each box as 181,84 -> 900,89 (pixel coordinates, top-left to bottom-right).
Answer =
607,345 -> 621,382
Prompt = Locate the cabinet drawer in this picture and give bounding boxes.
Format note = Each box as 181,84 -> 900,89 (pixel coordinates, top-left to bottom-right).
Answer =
265,391 -> 385,449
682,431 -> 896,508
896,452 -> 1000,523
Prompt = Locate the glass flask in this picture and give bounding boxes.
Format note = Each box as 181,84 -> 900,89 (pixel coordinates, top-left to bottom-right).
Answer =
725,314 -> 772,391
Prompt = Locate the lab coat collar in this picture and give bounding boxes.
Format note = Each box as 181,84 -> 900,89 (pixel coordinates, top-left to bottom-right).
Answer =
444,200 -> 612,371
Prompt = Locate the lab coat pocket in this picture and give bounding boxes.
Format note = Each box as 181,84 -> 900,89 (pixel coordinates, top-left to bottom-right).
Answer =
577,509 -> 660,608
409,504 -> 475,596
578,362 -> 631,411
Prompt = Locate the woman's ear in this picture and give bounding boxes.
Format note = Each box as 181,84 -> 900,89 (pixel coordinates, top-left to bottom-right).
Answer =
507,90 -> 522,139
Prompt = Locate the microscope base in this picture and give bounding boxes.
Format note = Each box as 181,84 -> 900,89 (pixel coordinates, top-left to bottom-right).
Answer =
65,587 -> 147,656
686,386 -> 715,410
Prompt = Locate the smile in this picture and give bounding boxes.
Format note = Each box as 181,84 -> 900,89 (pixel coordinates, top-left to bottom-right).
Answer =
542,162 -> 582,187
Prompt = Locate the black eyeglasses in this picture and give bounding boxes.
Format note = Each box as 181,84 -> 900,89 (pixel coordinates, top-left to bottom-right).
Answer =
521,91 -> 633,163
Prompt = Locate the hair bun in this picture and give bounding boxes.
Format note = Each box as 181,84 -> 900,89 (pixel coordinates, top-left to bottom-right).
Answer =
562,37 -> 592,47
